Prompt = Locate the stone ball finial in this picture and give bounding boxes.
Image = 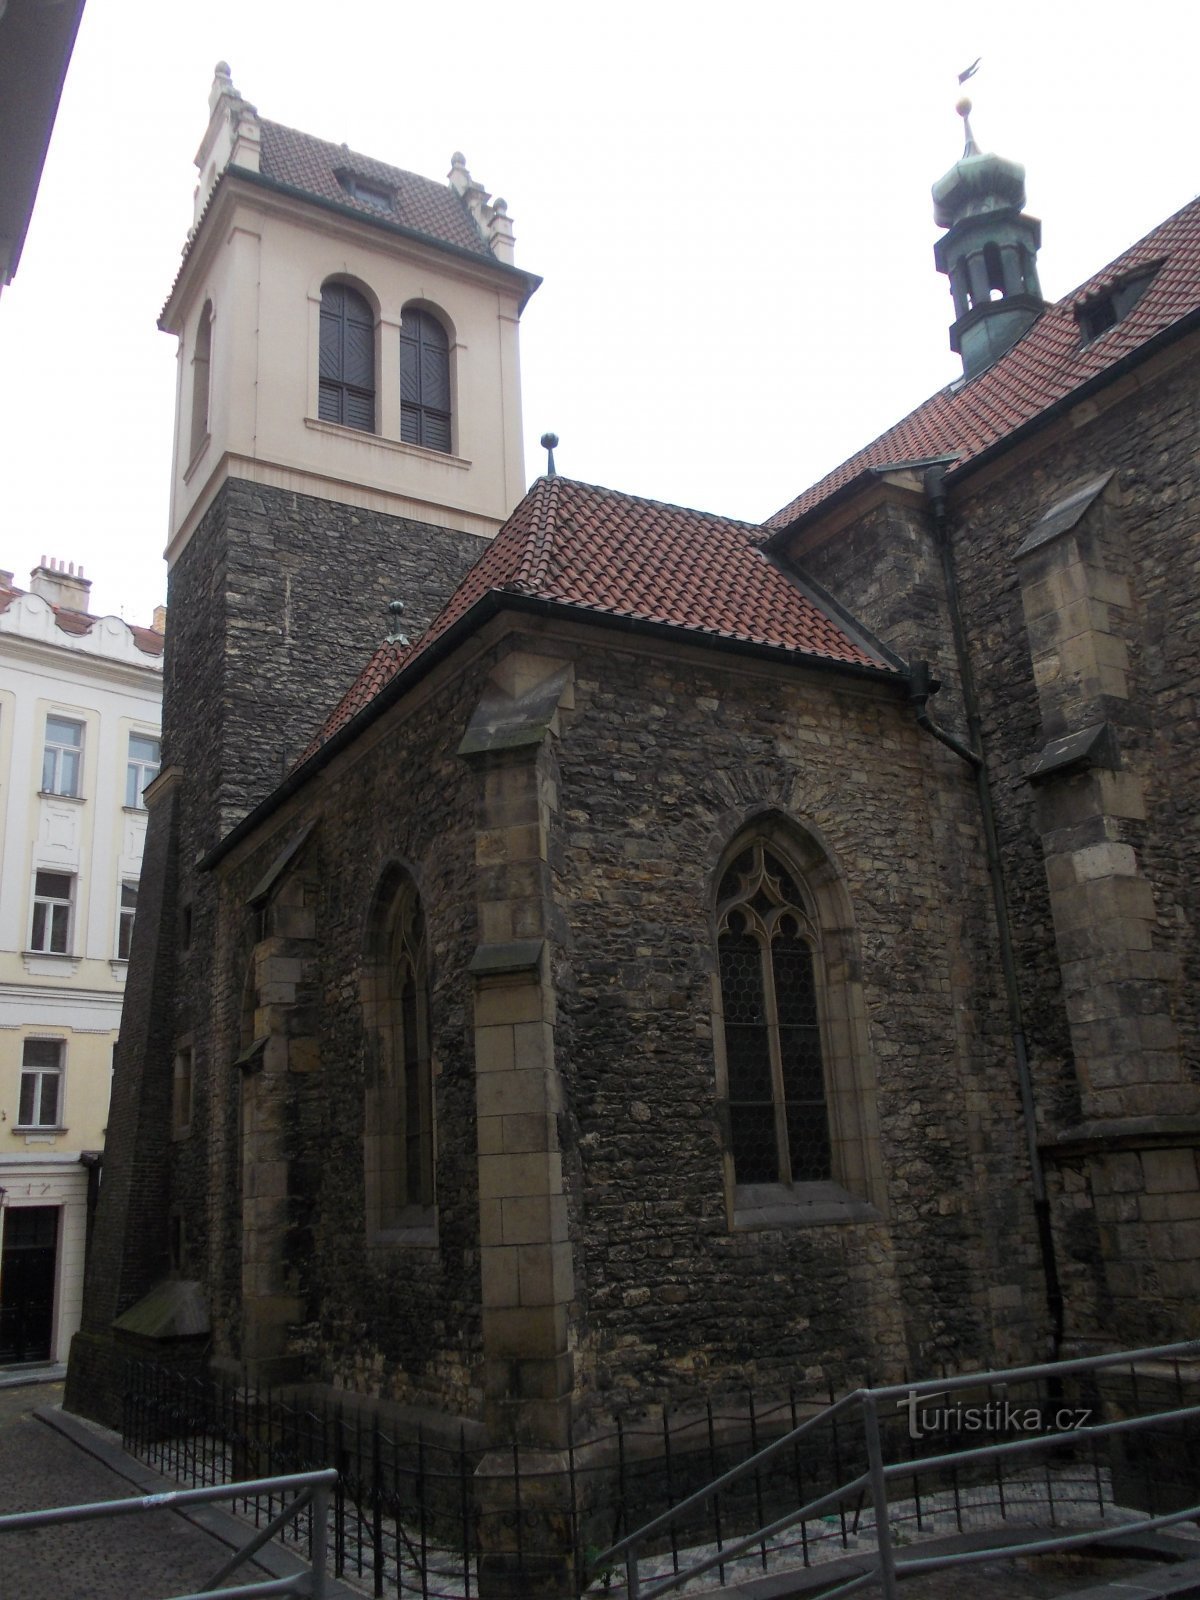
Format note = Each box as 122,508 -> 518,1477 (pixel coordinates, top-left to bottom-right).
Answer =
956,96 -> 972,118
493,197 -> 508,214
215,61 -> 232,78
451,152 -> 467,168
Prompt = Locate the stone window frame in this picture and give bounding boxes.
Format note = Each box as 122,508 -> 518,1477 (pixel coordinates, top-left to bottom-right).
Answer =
710,815 -> 885,1230
361,863 -> 437,1248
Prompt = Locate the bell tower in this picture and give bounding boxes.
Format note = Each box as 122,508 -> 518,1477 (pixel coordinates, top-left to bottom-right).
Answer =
67,67 -> 542,1409
163,63 -> 540,567
932,98 -> 1045,379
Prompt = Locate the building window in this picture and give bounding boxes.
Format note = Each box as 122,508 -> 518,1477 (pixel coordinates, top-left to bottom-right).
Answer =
1076,265 -> 1159,347
30,872 -> 73,954
399,307 -> 451,453
172,1047 -> 193,1137
126,733 -> 161,808
318,281 -> 375,431
117,879 -> 138,959
19,1039 -> 64,1128
42,715 -> 83,796
336,171 -> 394,213
189,300 -> 212,461
716,840 -> 831,1187
363,872 -> 434,1239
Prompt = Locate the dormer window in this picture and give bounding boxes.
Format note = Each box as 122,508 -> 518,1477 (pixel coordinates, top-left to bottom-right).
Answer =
336,171 -> 394,214
1076,265 -> 1160,347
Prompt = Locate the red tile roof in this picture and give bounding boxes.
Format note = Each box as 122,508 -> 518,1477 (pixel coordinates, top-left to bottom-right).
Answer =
0,578 -> 165,657
307,476 -> 895,758
258,120 -> 494,260
767,193 -> 1200,532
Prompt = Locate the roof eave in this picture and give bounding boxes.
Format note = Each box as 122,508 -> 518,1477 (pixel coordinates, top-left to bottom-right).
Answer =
160,166 -> 542,330
767,301 -> 1200,542
199,590 -> 905,873
943,301 -> 1200,491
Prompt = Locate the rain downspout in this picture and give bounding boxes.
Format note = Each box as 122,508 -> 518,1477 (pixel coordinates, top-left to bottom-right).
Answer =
921,463 -> 1065,1359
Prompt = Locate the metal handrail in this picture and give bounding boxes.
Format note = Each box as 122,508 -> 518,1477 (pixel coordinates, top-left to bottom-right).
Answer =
599,1339 -> 1200,1600
0,1467 -> 338,1599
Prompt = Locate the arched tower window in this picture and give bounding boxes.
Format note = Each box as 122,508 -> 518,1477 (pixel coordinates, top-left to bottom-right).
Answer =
399,307 -> 451,452
363,874 -> 434,1240
716,841 -> 832,1187
319,281 -> 375,431
189,300 -> 212,460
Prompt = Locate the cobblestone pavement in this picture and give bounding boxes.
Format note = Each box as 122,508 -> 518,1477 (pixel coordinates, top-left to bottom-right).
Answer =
0,1381 -> 294,1598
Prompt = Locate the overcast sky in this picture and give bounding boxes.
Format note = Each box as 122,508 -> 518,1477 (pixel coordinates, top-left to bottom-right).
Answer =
1,0 -> 1197,625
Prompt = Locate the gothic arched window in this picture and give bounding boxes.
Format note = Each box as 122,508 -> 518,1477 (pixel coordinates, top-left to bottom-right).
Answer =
716,840 -> 832,1187
318,281 -> 376,431
363,875 -> 434,1240
399,307 -> 451,453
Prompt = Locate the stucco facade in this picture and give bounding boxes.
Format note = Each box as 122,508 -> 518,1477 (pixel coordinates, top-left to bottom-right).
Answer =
0,560 -> 162,1365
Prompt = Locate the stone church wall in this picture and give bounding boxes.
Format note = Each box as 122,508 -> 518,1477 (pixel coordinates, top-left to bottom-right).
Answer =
68,479 -> 489,1421
794,343 -> 1200,1350
190,621 -> 1050,1433
211,656 -> 491,1413
546,636 -> 1045,1423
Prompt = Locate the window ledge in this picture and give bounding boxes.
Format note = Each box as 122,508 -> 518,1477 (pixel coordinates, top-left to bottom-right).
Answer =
23,952 -> 79,974
38,791 -> 85,804
368,1207 -> 438,1249
14,1126 -> 66,1137
304,416 -> 471,470
733,1181 -> 880,1231
122,804 -> 149,815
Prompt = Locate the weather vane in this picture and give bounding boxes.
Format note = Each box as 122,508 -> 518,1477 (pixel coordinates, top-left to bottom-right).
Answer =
955,58 -> 982,154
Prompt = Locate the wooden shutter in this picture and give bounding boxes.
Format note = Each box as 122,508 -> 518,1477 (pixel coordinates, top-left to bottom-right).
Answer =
400,309 -> 451,452
319,283 -> 375,430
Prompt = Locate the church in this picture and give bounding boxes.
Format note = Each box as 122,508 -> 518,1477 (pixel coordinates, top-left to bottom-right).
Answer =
68,61 -> 1199,1489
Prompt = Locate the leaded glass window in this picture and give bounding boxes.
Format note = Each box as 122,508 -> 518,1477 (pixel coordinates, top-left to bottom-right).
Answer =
364,877 -> 434,1239
717,842 -> 831,1186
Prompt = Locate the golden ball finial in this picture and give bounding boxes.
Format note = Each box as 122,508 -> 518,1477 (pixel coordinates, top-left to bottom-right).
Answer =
956,96 -> 973,118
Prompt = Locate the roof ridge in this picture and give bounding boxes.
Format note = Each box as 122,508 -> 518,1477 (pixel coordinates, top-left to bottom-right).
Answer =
257,117 -> 453,194
766,191 -> 1200,532
525,472 -> 766,534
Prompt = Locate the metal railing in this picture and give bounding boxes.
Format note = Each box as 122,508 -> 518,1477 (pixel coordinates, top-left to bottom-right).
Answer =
0,1468 -> 337,1599
599,1340 -> 1200,1599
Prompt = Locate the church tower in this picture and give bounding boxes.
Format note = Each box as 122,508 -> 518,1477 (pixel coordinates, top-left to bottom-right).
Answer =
932,98 -> 1044,378
67,67 -> 540,1410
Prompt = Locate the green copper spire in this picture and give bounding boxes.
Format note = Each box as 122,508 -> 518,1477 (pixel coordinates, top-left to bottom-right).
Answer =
933,97 -> 1045,379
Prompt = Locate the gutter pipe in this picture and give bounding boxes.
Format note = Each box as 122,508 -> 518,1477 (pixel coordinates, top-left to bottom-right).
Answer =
922,463 -> 1065,1360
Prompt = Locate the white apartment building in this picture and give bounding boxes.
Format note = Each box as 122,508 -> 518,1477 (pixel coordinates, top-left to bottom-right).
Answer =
0,558 -> 163,1366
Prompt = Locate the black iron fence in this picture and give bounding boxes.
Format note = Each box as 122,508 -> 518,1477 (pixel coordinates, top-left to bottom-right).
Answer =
121,1349 -> 1200,1598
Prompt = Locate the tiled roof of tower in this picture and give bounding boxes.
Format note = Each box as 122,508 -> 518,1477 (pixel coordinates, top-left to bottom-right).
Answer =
767,193 -> 1200,532
258,121 -> 495,259
306,477 -> 895,759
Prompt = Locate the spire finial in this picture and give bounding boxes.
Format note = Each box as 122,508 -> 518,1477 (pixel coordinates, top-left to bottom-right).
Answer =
540,432 -> 559,477
955,94 -> 980,159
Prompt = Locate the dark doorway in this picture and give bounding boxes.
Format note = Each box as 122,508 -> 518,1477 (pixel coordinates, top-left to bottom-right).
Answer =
0,1206 -> 58,1364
